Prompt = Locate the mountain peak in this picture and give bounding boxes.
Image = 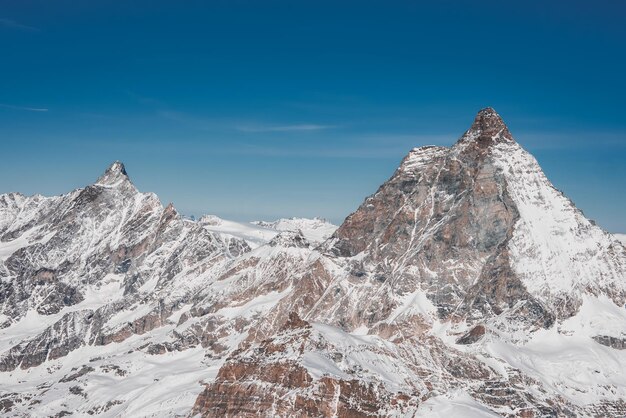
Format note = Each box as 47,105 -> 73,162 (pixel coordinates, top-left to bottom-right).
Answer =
458,107 -> 514,148
472,107 -> 506,131
95,161 -> 131,186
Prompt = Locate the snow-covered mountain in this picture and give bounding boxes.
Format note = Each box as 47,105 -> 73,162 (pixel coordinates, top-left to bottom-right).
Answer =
1,108 -> 625,417
200,215 -> 337,248
251,217 -> 337,244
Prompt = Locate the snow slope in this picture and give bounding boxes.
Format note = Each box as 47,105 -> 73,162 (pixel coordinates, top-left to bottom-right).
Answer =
252,217 -> 337,244
198,215 -> 277,248
199,215 -> 337,248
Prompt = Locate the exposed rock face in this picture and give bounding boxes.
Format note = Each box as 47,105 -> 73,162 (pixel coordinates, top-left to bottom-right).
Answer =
593,335 -> 626,350
193,313 -> 419,417
1,108 -> 626,417
267,230 -> 310,248
456,324 -> 486,345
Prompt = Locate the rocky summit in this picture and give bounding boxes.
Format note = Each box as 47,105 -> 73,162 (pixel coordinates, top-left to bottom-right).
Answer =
1,108 -> 625,417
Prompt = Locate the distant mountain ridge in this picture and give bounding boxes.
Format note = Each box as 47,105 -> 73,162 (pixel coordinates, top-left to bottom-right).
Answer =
1,108 -> 625,417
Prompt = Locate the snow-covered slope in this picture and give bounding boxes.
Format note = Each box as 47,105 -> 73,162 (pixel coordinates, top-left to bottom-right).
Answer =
490,140 -> 626,309
616,233 -> 626,247
198,214 -> 278,248
252,217 -> 337,244
199,215 -> 337,248
2,109 -> 625,417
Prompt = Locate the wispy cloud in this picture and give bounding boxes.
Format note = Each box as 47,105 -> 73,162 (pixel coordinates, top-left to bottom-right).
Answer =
0,103 -> 48,112
127,91 -> 167,108
237,124 -> 335,133
196,134 -> 455,159
157,107 -> 336,134
0,18 -> 39,32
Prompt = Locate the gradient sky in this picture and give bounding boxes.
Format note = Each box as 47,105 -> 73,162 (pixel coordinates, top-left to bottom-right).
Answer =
1,1 -> 625,231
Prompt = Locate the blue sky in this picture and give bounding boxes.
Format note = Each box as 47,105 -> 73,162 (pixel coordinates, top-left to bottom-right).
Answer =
1,1 -> 625,231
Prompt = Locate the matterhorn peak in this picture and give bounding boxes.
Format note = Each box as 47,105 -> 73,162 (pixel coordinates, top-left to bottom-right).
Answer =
457,107 -> 515,148
472,107 -> 506,132
95,161 -> 131,187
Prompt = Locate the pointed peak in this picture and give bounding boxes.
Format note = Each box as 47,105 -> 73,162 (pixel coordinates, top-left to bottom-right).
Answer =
473,106 -> 506,130
164,202 -> 178,214
108,161 -> 127,175
162,202 -> 179,218
95,161 -> 131,187
457,107 -> 515,148
268,230 -> 310,248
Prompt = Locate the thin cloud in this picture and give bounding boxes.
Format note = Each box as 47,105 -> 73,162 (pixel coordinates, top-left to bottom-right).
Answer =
208,134 -> 455,159
127,91 -> 167,108
237,124 -> 335,133
156,108 -> 336,134
0,18 -> 39,31
0,103 -> 48,112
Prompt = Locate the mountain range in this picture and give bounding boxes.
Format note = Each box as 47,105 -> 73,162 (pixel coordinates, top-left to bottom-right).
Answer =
1,108 -> 625,417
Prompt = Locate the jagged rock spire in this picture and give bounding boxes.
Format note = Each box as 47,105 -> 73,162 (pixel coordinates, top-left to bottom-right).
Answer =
95,161 -> 131,186
457,107 -> 514,148
470,107 -> 507,135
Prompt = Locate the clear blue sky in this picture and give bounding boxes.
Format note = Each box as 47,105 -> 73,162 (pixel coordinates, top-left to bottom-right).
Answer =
1,1 -> 625,231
